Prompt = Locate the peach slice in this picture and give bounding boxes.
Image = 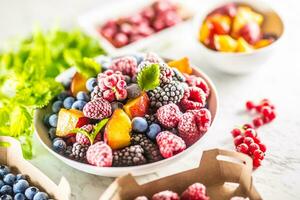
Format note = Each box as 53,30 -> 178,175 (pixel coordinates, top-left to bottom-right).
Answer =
71,72 -> 88,96
123,92 -> 150,119
104,109 -> 131,150
168,57 -> 193,75
214,35 -> 238,52
56,109 -> 84,137
236,37 -> 254,52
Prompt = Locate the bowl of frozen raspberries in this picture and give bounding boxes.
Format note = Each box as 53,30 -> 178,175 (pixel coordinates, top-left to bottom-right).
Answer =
34,52 -> 218,177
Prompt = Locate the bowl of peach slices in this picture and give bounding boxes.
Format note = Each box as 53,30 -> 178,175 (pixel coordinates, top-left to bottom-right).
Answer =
34,52 -> 218,177
194,0 -> 284,74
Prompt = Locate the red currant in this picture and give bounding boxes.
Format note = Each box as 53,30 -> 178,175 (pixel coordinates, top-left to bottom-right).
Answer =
246,101 -> 255,110
244,128 -> 257,138
249,143 -> 260,154
253,117 -> 264,128
236,143 -> 249,154
253,158 -> 262,168
258,143 -> 267,153
253,136 -> 261,144
234,135 -> 245,146
261,106 -> 272,117
255,105 -> 263,112
243,123 -> 253,130
231,128 -> 242,138
244,137 -> 254,146
268,111 -> 276,121
253,149 -> 264,160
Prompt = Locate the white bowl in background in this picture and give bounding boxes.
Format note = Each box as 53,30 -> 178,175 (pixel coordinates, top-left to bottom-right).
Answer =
193,0 -> 285,75
34,57 -> 219,177
78,0 -> 196,55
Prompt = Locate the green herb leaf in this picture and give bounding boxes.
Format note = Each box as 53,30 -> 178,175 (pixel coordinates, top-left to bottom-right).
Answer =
137,63 -> 160,91
75,57 -> 101,78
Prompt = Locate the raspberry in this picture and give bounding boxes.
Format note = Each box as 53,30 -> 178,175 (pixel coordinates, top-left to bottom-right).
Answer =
152,190 -> 180,200
144,52 -> 163,63
86,142 -> 112,167
156,103 -> 182,128
180,87 -> 206,111
230,197 -> 249,200
184,74 -> 210,97
181,183 -> 209,200
134,196 -> 149,200
177,109 -> 211,146
110,56 -> 138,77
83,98 -> 112,120
156,131 -> 186,158
76,124 -> 93,145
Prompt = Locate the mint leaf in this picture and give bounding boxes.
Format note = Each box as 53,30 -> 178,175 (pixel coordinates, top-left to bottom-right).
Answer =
137,63 -> 160,91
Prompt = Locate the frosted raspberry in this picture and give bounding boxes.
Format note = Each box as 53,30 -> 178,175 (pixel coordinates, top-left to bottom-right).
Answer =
230,197 -> 249,200
86,142 -> 112,167
184,74 -> 210,97
144,52 -> 163,63
157,103 -> 182,128
111,56 -> 138,76
180,87 -> 206,111
152,190 -> 180,200
181,183 -> 209,200
134,196 -> 149,200
83,98 -> 112,120
156,131 -> 186,158
76,124 -> 93,145
177,109 -> 211,146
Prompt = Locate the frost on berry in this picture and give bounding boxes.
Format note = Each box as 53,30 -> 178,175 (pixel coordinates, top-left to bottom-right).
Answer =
144,52 -> 163,63
156,131 -> 186,158
156,103 -> 182,128
152,190 -> 180,200
83,97 -> 112,120
86,142 -> 113,167
180,87 -> 207,111
184,74 -> 210,97
110,56 -> 138,76
181,183 -> 209,200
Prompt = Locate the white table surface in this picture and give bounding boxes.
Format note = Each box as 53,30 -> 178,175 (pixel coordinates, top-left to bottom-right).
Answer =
1,0 -> 300,199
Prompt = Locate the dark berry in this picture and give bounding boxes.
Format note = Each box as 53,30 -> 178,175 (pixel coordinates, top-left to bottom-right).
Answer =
3,174 -> 15,186
57,92 -> 69,101
113,145 -> 146,167
25,187 -> 39,200
71,100 -> 86,111
48,114 -> 58,128
15,174 -> 26,181
86,78 -> 97,92
33,192 -> 48,200
126,84 -> 141,99
13,180 -> 29,194
0,194 -> 13,200
0,165 -> 10,177
0,180 -> 4,189
111,102 -> 123,112
42,114 -> 50,127
0,185 -> 12,195
48,128 -> 56,140
52,138 -> 66,153
14,193 -> 26,200
63,97 -> 75,109
76,91 -> 90,102
132,117 -> 148,133
146,123 -> 161,140
51,101 -> 63,113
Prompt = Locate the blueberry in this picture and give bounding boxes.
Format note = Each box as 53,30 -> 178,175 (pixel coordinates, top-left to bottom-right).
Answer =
71,100 -> 86,111
0,181 -> 4,189
14,193 -> 26,200
51,101 -> 63,113
63,97 -> 75,109
124,75 -> 131,84
13,180 -> 29,194
25,187 -> 39,200
85,78 -> 97,92
76,91 -> 89,102
48,128 -> 56,140
0,185 -> 12,195
132,54 -> 144,65
146,123 -> 161,140
57,92 -> 69,101
42,114 -> 51,127
0,166 -> 10,178
48,114 -> 58,128
0,194 -> 13,200
126,84 -> 141,99
33,192 -> 48,200
3,174 -> 15,186
52,138 -> 66,153
132,117 -> 148,133
15,174 -> 26,181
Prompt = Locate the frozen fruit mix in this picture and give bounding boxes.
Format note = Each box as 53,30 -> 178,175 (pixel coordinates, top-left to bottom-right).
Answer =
0,164 -> 51,200
43,53 -> 212,167
199,3 -> 277,52
98,0 -> 188,48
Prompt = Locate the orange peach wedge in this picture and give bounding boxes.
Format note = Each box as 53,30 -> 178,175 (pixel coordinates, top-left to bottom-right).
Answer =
123,92 -> 150,119
56,109 -> 84,137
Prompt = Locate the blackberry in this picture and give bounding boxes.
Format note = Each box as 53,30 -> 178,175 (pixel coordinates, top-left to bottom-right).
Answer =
148,81 -> 184,108
91,86 -> 102,100
113,145 -> 147,167
71,143 -> 88,162
131,133 -> 163,163
145,114 -> 158,125
65,146 -> 73,157
172,68 -> 185,82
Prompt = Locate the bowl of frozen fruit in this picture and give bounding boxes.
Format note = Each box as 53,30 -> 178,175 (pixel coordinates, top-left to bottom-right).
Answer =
78,0 -> 194,54
34,52 -> 218,177
194,0 -> 284,74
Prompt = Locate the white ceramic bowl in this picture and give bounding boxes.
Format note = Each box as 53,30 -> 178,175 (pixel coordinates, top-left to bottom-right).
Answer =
78,0 -> 195,55
193,0 -> 285,75
34,58 -> 218,177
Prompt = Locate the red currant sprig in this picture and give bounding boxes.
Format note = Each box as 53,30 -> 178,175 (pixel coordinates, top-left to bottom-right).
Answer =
245,98 -> 276,128
231,126 -> 266,168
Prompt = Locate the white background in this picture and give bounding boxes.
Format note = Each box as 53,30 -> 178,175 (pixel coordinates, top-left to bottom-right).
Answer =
0,0 -> 300,199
